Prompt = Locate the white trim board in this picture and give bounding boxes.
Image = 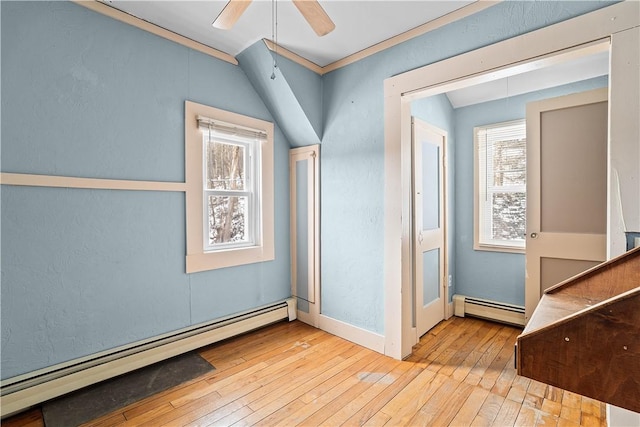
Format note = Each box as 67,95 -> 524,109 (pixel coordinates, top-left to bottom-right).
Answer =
383,1 -> 640,360
72,0 -> 238,65
317,315 -> 385,355
0,173 -> 186,192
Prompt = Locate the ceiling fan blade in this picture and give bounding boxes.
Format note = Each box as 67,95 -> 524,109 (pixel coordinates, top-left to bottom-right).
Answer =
291,0 -> 335,37
212,0 -> 252,30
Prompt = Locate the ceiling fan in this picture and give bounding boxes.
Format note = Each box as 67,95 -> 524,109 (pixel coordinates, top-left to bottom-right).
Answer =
212,0 -> 336,37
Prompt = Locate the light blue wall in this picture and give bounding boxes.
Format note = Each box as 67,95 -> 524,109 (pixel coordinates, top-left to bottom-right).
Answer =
1,1 -> 290,379
412,94 -> 456,301
1,0 -> 618,378
454,76 -> 609,305
319,1 -> 615,334
237,42 -> 321,147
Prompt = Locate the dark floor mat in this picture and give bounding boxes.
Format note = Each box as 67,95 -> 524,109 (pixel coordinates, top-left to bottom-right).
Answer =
42,352 -> 215,427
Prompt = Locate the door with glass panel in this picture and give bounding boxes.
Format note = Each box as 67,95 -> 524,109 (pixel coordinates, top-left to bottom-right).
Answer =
413,118 -> 446,337
290,145 -> 320,327
525,88 -> 608,322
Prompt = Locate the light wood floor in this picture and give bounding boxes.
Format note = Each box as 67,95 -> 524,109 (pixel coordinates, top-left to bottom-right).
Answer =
4,316 -> 606,427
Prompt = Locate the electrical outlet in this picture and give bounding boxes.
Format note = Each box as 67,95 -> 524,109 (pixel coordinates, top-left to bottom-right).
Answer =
448,275 -> 452,287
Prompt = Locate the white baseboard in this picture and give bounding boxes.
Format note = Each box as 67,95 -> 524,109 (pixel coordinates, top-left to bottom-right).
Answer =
1,299 -> 294,418
318,315 -> 385,354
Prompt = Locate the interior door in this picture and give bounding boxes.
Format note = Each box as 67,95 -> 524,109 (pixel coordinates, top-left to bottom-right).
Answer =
290,145 -> 320,327
413,118 -> 446,337
525,88 -> 608,322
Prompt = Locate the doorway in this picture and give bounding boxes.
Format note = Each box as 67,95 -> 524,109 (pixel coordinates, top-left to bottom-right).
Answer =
383,2 -> 639,360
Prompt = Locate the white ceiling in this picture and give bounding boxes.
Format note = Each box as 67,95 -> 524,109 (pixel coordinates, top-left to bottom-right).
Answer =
100,0 -> 609,107
101,0 -> 475,67
446,50 -> 610,108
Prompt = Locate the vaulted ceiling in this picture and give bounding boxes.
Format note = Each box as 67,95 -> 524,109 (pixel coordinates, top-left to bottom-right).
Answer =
101,0 -> 475,67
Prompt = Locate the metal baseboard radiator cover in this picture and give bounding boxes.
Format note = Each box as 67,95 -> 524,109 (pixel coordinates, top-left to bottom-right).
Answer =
0,298 -> 296,418
453,294 -> 525,327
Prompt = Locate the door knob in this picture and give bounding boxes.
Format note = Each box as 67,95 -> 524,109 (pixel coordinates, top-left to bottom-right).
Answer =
530,232 -> 538,239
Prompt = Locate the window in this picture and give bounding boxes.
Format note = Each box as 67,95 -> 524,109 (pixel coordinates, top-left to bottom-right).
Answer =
474,119 -> 526,252
185,101 -> 274,273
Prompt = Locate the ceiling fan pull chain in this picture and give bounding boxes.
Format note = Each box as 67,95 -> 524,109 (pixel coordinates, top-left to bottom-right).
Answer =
270,0 -> 278,79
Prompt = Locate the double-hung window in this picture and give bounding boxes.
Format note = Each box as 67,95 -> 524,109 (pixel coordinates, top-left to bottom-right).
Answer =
474,119 -> 526,252
185,101 -> 274,273
200,116 -> 262,251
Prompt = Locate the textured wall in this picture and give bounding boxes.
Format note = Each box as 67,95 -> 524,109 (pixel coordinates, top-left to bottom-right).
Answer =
319,1 -> 615,334
237,42 -> 322,147
1,1 -> 290,379
454,76 -> 609,306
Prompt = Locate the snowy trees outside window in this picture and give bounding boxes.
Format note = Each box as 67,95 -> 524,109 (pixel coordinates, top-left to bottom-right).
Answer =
475,120 -> 526,251
206,140 -> 249,245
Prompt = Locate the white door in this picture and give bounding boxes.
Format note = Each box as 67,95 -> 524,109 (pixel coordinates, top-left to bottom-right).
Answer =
525,88 -> 608,321
290,145 -> 320,327
413,118 -> 447,337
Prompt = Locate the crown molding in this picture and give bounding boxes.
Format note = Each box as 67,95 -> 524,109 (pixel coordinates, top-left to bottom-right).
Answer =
72,0 -> 238,66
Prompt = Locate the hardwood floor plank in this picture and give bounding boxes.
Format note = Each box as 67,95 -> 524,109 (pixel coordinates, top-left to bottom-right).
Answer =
448,386 -> 490,426
377,369 -> 439,420
297,358 -> 403,426
478,329 -> 521,391
382,372 -> 449,425
490,351 -> 518,397
466,326 -> 517,385
362,411 -> 392,427
408,378 -> 474,426
121,379 -> 212,420
203,405 -> 253,427
80,412 -> 126,427
506,375 -> 531,404
121,403 -> 173,426
1,408 -> 45,427
581,397 -> 603,417
581,413 -> 603,427
3,318 -> 609,427
542,398 -> 563,418
407,317 -> 470,363
160,338 -> 356,426
293,356 -> 401,426
514,404 -> 558,427
546,385 -> 565,403
557,417 -> 581,427
198,321 -> 301,361
425,319 -> 487,373
183,400 -> 246,427
240,340 -> 357,410
233,348 -> 363,425
271,351 -> 387,425
341,363 -> 425,426
470,392 -> 505,426
493,397 -> 523,426
451,324 -> 502,382
560,405 -> 582,425
523,392 -> 545,410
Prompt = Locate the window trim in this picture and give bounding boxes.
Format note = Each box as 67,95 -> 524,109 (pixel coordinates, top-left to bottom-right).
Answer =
473,119 -> 526,254
185,101 -> 274,273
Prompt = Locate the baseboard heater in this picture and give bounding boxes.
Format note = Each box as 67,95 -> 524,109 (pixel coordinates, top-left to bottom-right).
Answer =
452,294 -> 525,327
0,298 -> 296,418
